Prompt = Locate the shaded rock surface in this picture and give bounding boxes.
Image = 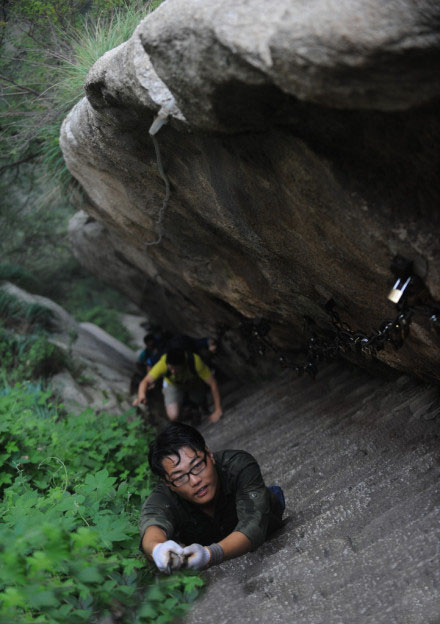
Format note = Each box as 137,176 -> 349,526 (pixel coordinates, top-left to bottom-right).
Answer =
186,364 -> 440,624
1,282 -> 137,413
61,0 -> 440,385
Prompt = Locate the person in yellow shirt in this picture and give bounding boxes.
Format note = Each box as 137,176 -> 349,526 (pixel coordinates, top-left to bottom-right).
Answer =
133,348 -> 223,423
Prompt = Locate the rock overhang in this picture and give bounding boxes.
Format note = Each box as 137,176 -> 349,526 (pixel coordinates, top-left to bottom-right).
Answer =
61,0 -> 440,383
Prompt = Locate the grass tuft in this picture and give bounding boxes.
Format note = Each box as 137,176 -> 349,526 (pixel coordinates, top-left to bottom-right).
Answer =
0,324 -> 68,383
0,290 -> 55,332
39,0 -> 158,183
0,263 -> 39,291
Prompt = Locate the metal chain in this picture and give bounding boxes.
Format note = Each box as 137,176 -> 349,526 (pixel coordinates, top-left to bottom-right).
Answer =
216,299 -> 440,380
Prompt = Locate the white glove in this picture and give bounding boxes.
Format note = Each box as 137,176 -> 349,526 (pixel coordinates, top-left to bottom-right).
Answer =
182,543 -> 211,570
152,540 -> 185,574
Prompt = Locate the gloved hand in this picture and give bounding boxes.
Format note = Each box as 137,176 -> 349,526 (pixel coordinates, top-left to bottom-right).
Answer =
182,543 -> 211,570
152,540 -> 185,574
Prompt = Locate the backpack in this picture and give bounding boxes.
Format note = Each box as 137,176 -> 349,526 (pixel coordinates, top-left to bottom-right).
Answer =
165,334 -> 197,352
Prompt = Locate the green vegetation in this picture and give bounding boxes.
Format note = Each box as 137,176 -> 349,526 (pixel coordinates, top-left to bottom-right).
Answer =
0,384 -> 204,623
0,7 -> 205,614
0,0 -> 163,342
1,0 -> 156,183
0,289 -> 55,332
0,289 -> 69,384
0,326 -> 68,384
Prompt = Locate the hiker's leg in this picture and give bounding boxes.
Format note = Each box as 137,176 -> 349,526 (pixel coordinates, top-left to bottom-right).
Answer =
162,382 -> 184,421
267,485 -> 286,518
166,403 -> 180,421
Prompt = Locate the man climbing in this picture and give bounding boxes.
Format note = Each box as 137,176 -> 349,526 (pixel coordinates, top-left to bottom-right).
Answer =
139,423 -> 285,573
138,333 -> 163,371
133,347 -> 223,423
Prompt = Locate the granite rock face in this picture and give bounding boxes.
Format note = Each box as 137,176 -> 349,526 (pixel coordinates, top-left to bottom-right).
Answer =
185,364 -> 440,624
61,0 -> 440,383
140,0 -> 440,129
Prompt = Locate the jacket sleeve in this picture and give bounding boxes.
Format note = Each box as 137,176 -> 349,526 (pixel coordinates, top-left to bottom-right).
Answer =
231,452 -> 271,550
139,489 -> 177,541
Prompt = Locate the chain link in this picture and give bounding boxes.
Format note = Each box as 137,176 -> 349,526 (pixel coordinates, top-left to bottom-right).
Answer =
215,299 -> 440,380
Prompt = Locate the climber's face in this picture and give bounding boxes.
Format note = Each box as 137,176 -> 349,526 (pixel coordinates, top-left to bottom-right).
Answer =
162,446 -> 218,506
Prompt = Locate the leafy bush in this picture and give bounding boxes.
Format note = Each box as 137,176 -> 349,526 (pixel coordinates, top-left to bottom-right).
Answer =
0,385 -> 204,623
0,385 -> 154,495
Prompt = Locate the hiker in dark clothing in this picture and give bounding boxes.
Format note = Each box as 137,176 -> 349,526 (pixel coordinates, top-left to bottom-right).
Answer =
163,333 -> 218,368
133,348 -> 223,423
137,333 -> 162,371
131,334 -> 163,395
139,423 -> 285,573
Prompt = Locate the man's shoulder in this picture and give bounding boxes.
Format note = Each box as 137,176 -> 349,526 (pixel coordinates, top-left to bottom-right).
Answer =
145,480 -> 177,505
215,449 -> 259,472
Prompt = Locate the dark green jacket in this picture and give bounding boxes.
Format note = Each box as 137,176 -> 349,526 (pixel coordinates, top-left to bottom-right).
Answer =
139,450 -> 282,551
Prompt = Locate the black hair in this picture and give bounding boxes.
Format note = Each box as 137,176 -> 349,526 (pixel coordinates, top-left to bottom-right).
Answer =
143,333 -> 156,346
148,422 -> 206,478
166,348 -> 186,366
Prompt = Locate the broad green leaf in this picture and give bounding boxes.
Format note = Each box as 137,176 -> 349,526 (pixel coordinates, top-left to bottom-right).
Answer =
138,602 -> 158,618
76,566 -> 103,584
71,609 -> 93,620
71,527 -> 99,550
156,614 -> 175,624
28,589 -> 58,608
1,587 -> 26,608
94,516 -> 132,547
28,550 -> 53,573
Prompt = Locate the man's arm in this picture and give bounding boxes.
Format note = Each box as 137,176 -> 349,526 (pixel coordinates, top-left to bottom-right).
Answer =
218,530 -> 252,559
142,525 -> 167,559
132,372 -> 155,406
142,526 -> 186,574
134,355 -> 168,406
139,487 -> 184,575
182,530 -> 251,570
204,374 -> 223,423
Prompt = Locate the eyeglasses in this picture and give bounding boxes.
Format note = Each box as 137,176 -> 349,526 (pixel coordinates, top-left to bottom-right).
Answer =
166,451 -> 208,487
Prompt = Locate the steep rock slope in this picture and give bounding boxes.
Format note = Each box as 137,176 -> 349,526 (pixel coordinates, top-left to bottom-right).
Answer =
186,365 -> 440,623
61,0 -> 440,383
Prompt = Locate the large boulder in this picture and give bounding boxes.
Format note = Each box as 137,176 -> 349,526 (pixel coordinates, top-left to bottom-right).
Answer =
61,0 -> 440,383
140,0 -> 440,129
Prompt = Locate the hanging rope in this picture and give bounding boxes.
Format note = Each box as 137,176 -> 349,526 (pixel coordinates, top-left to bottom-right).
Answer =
144,117 -> 170,247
